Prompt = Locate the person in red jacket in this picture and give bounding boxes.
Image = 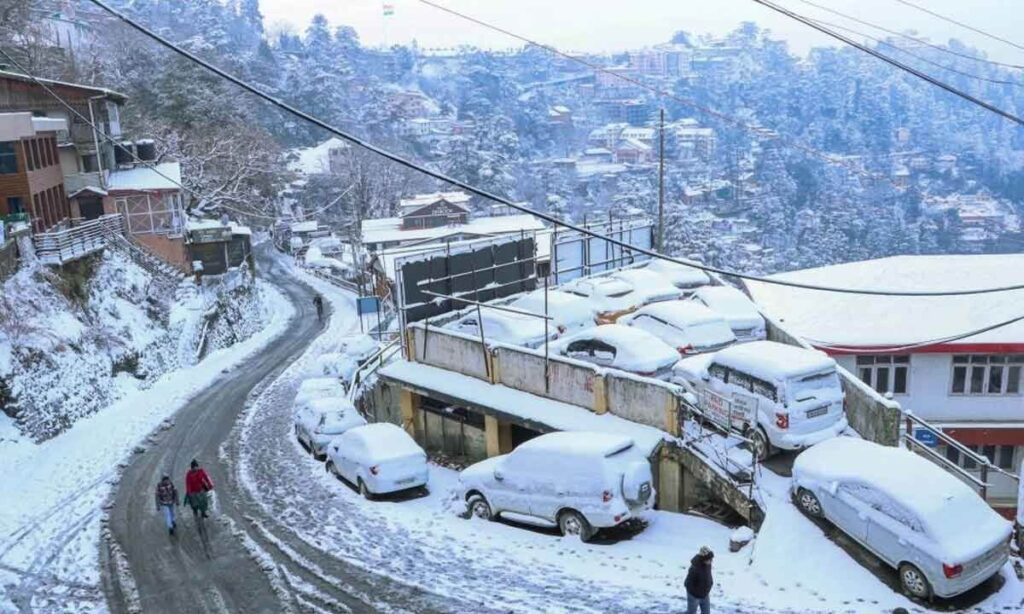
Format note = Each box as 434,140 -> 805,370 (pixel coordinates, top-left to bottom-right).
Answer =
184,459 -> 214,519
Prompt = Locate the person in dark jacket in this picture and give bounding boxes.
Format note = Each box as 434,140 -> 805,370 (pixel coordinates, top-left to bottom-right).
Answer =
312,294 -> 324,322
684,546 -> 714,614
154,475 -> 179,535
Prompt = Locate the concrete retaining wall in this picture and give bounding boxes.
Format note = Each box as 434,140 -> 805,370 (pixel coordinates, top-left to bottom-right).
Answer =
494,345 -> 598,409
409,324 -> 490,381
605,372 -> 679,434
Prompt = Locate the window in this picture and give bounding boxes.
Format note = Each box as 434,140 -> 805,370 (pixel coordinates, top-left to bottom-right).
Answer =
6,197 -> 23,214
730,370 -> 753,391
708,363 -> 729,382
29,139 -> 41,171
0,142 -> 17,174
951,355 -> 1024,395
857,355 -> 909,395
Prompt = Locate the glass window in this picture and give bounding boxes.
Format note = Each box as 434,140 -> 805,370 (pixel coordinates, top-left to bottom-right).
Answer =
0,142 -> 17,174
6,197 -> 23,214
952,366 -> 967,393
858,354 -> 908,394
730,371 -> 753,391
953,355 -> 1024,395
708,363 -> 729,382
1008,367 -> 1022,394
997,446 -> 1015,471
969,366 -> 985,394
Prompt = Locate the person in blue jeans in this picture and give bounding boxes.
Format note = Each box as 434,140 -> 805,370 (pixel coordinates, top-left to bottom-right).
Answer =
154,474 -> 179,536
684,546 -> 714,614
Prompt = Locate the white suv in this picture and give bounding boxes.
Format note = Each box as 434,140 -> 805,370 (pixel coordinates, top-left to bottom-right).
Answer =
459,432 -> 654,542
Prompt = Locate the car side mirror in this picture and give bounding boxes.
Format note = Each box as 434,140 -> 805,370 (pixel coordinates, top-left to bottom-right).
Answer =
494,469 -> 504,481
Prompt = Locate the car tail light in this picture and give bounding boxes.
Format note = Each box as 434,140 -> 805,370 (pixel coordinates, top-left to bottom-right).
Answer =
775,412 -> 789,430
677,344 -> 694,355
370,465 -> 379,476
614,514 -> 622,523
602,490 -> 613,503
942,563 -> 963,579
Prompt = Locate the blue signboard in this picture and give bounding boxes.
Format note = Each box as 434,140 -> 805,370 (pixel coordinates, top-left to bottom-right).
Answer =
913,428 -> 939,448
357,296 -> 381,316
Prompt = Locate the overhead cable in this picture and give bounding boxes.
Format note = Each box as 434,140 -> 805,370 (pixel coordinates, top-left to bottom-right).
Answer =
891,0 -> 1024,53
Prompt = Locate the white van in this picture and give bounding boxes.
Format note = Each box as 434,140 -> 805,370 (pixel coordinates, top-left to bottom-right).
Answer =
459,432 -> 654,542
672,341 -> 847,460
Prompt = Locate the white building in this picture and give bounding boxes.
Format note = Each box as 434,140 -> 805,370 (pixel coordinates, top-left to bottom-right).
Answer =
748,255 -> 1024,514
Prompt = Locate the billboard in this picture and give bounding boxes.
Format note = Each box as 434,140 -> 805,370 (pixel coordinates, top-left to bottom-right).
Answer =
396,235 -> 538,323
551,218 -> 654,284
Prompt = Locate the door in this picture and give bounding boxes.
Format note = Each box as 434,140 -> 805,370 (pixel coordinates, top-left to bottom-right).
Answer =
863,492 -> 920,567
489,455 -> 532,515
79,197 -> 104,220
821,482 -> 871,543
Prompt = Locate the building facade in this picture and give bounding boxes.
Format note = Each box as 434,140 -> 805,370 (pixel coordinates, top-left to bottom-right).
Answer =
0,113 -> 70,232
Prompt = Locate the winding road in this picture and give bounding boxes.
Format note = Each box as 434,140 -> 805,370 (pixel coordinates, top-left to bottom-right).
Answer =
102,251 -> 456,613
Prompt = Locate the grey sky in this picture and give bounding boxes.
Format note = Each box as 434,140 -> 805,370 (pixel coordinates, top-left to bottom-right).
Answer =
259,0 -> 1024,63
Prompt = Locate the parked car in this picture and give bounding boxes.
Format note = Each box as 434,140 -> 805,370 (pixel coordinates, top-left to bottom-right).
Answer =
446,306 -> 556,348
643,258 -> 711,291
560,276 -> 640,322
689,286 -> 766,342
459,431 -> 655,542
326,423 -> 429,498
550,324 -> 680,378
293,396 -> 367,460
671,341 -> 847,460
611,269 -> 682,305
294,377 -> 346,407
507,289 -> 598,336
620,301 -> 736,356
793,437 -> 1012,600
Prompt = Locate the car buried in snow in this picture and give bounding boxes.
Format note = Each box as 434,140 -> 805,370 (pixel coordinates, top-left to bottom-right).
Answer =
619,301 -> 736,356
689,285 -> 767,342
560,275 -> 642,323
326,423 -> 429,498
792,437 -> 1012,600
610,268 -> 683,305
294,377 -> 347,407
459,431 -> 654,542
549,324 -> 680,379
506,289 -> 598,337
293,396 -> 367,460
642,258 -> 711,292
671,341 -> 847,461
445,306 -> 558,348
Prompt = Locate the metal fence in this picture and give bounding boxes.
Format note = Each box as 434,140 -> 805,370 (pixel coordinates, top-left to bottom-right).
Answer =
33,214 -> 125,265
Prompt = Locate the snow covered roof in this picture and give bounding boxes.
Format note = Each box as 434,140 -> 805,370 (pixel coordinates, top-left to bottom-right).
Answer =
0,70 -> 127,102
361,214 -> 545,246
291,220 -> 319,234
288,137 -> 348,175
746,255 -> 1024,348
710,341 -> 836,381
398,191 -> 472,212
106,162 -> 182,192
379,360 -> 668,455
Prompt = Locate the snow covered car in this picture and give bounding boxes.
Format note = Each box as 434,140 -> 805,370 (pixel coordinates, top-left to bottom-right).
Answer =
689,286 -> 766,342
792,437 -> 1012,600
446,306 -> 556,348
643,258 -> 711,291
459,431 -> 654,542
560,276 -> 641,323
671,341 -> 847,461
507,289 -> 598,337
293,396 -> 367,460
326,423 -> 429,498
294,377 -> 346,407
620,301 -> 736,356
550,324 -> 680,378
611,269 -> 682,305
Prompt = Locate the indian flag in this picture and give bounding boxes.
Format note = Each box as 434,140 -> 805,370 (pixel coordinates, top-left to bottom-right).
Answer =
382,3 -> 395,17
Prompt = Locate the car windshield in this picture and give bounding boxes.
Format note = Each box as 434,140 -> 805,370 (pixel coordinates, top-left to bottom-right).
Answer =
787,369 -> 841,402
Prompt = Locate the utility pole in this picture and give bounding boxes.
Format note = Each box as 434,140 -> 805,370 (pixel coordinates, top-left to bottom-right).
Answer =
658,107 -> 665,251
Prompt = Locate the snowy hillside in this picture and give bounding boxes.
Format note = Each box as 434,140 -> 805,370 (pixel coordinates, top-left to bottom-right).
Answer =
0,251 -> 273,441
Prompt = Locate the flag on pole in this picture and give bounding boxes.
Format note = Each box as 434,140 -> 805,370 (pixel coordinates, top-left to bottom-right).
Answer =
383,3 -> 395,17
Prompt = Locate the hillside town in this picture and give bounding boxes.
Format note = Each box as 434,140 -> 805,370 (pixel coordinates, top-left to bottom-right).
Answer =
1,1 -> 1024,613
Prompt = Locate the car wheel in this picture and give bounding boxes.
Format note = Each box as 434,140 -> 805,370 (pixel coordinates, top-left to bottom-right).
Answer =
325,460 -> 337,476
899,563 -> 931,599
558,510 -> 593,542
467,494 -> 493,521
358,478 -> 373,500
796,488 -> 823,518
750,427 -> 771,462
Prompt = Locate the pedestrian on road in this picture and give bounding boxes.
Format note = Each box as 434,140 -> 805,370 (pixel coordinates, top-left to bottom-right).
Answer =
154,475 -> 179,536
184,459 -> 214,519
312,294 -> 324,322
684,546 -> 714,614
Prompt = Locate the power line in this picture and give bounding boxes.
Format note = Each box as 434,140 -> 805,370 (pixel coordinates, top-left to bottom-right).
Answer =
891,0 -> 1024,54
0,47 -> 281,222
805,15 -> 1022,87
413,0 -> 895,188
84,0 -> 1024,297
751,0 -> 1024,125
805,310 -> 1024,354
793,0 -> 1024,70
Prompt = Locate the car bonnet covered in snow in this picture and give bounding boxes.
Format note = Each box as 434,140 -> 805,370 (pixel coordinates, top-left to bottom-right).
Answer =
711,341 -> 836,382
794,437 -> 1012,562
612,269 -> 681,302
294,377 -> 346,405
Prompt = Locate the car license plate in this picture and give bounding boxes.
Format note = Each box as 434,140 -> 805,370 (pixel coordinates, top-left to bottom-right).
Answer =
396,477 -> 415,485
639,483 -> 652,500
806,406 -> 828,419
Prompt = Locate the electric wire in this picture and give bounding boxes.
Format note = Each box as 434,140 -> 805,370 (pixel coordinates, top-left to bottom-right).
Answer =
891,0 -> 1024,54
84,0 -> 1024,297
751,0 -> 1024,125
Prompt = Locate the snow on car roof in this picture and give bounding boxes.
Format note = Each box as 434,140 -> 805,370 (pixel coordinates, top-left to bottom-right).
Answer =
629,301 -> 723,327
564,276 -> 633,295
553,324 -> 679,372
307,396 -> 356,412
517,431 -> 634,458
613,269 -> 680,295
692,285 -> 760,315
510,290 -> 597,320
348,423 -> 423,456
795,437 -> 1011,560
711,341 -> 835,380
643,258 -> 711,284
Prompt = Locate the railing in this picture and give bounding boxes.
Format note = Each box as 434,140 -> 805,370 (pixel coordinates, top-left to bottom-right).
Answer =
34,214 -> 125,265
2,212 -> 29,225
348,338 -> 401,402
902,412 -> 1020,502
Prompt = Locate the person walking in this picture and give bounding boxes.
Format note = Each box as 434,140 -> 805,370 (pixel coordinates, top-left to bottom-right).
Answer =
154,474 -> 179,536
312,294 -> 324,322
684,546 -> 714,614
184,459 -> 214,519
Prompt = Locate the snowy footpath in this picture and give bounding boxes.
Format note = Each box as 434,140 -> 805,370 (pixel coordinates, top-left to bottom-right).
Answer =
0,282 -> 294,613
233,272 -> 1024,613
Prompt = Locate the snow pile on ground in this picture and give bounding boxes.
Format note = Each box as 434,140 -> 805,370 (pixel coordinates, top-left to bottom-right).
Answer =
0,252 -> 276,441
0,280 -> 294,613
